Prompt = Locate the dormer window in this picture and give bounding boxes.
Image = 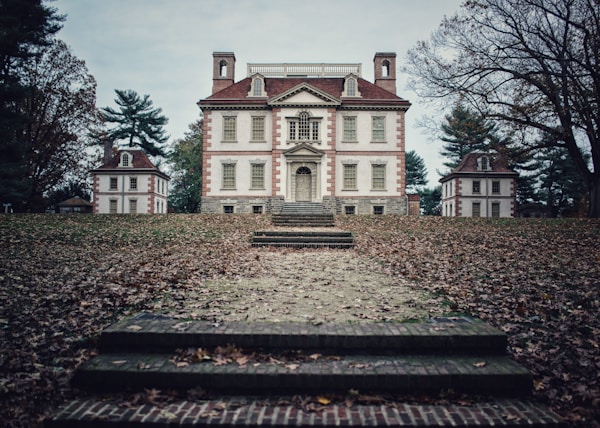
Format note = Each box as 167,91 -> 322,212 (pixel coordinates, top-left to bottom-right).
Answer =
342,75 -> 361,97
479,156 -> 490,171
248,74 -> 267,97
119,152 -> 133,167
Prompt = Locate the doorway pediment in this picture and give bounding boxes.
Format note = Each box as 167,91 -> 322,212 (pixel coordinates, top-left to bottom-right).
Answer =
283,143 -> 325,159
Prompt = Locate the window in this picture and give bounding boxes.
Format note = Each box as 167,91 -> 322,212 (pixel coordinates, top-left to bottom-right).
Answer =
251,116 -> 265,141
491,202 -> 500,218
122,154 -> 129,167
222,116 -> 237,141
472,202 -> 481,217
288,111 -> 320,142
373,206 -> 384,215
347,78 -> 356,96
371,164 -> 386,190
109,177 -> 118,191
343,116 -> 357,141
109,199 -> 118,214
251,163 -> 265,189
253,78 -> 262,96
129,199 -> 137,214
473,180 -> 481,194
252,205 -> 263,214
492,181 -> 500,194
129,177 -> 137,191
223,205 -> 234,214
371,116 -> 385,141
345,206 -> 356,215
343,164 -> 357,190
480,156 -> 489,171
222,163 -> 236,189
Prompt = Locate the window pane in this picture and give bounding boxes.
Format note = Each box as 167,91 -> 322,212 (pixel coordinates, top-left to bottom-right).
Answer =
252,116 -> 265,141
253,79 -> 262,96
492,181 -> 500,194
109,200 -> 117,214
311,121 -> 319,141
251,163 -> 264,189
129,177 -> 137,190
473,181 -> 481,193
289,121 -> 296,140
109,177 -> 118,190
372,165 -> 386,190
223,116 -> 236,141
347,79 -> 356,96
492,202 -> 500,218
472,202 -> 481,217
343,117 -> 356,141
129,199 -> 137,214
372,116 -> 385,141
222,164 -> 236,189
343,164 -> 357,189
299,112 -> 310,140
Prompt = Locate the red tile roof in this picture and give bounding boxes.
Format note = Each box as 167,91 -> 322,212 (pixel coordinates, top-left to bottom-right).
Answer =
199,77 -> 410,107
91,149 -> 169,178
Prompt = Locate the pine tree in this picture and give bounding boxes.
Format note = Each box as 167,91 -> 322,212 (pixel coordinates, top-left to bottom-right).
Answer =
101,89 -> 169,157
168,119 -> 203,213
405,150 -> 428,191
439,104 -> 495,171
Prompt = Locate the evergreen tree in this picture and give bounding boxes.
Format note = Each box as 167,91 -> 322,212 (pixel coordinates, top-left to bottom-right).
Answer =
101,89 -> 169,157
418,186 -> 442,215
439,104 -> 496,171
168,119 -> 203,213
535,146 -> 589,217
405,150 -> 428,192
0,0 -> 63,211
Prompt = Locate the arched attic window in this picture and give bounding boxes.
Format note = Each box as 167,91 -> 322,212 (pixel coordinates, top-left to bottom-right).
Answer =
342,75 -> 361,97
382,60 -> 390,77
248,74 -> 267,97
219,60 -> 228,77
119,152 -> 133,167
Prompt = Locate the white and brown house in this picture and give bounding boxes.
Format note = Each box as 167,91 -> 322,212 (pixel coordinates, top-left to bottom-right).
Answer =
440,151 -> 518,217
197,52 -> 413,215
91,149 -> 169,214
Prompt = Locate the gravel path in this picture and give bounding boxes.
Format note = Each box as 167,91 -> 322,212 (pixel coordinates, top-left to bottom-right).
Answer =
159,248 -> 445,323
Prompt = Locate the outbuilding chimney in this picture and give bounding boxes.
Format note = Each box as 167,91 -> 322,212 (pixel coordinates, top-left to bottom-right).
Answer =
373,52 -> 397,94
212,52 -> 236,94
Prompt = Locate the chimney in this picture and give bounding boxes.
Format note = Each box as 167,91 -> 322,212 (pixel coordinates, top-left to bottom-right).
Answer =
103,137 -> 113,164
373,52 -> 397,94
212,52 -> 236,94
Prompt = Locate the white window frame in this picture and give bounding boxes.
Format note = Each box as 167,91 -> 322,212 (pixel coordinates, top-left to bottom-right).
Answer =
371,116 -> 386,142
343,116 -> 357,142
129,176 -> 137,191
287,111 -> 321,143
109,177 -> 118,191
251,116 -> 265,142
221,162 -> 237,190
371,164 -> 386,190
129,198 -> 137,214
250,162 -> 265,190
343,163 -> 358,190
222,116 -> 237,142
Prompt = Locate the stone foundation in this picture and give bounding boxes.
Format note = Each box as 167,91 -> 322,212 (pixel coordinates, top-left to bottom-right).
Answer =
201,196 -> 408,215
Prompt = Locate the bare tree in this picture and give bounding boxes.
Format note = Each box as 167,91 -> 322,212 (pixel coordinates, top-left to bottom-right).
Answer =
405,0 -> 600,217
20,39 -> 99,211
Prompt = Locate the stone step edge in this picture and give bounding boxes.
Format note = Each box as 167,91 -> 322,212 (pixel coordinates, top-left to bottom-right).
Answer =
253,231 -> 352,236
45,398 -> 566,428
73,354 -> 532,395
99,318 -> 507,354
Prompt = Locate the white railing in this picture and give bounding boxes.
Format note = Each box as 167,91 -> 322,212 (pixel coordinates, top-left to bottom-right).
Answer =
247,63 -> 361,78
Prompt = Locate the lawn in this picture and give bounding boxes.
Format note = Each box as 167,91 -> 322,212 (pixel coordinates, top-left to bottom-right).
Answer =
0,214 -> 598,427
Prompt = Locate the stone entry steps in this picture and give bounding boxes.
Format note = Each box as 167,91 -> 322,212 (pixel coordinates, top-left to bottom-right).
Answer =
251,230 -> 354,248
280,202 -> 325,214
272,214 -> 335,227
45,316 -> 566,427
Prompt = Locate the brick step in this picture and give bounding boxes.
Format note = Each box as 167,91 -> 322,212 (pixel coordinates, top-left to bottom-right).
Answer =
272,214 -> 334,227
46,397 -> 566,428
72,353 -> 532,395
98,318 -> 508,355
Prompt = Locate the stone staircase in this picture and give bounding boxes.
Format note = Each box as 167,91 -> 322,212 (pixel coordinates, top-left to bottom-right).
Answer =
46,315 -> 565,427
251,230 -> 354,248
272,202 -> 335,227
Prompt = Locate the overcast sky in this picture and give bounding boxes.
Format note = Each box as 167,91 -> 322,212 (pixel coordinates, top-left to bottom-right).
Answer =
54,0 -> 463,186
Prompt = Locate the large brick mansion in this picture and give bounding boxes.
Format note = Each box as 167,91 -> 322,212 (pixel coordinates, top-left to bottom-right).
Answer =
197,52 -> 411,215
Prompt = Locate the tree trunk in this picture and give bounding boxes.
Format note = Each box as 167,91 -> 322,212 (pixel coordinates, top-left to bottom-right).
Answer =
589,174 -> 600,218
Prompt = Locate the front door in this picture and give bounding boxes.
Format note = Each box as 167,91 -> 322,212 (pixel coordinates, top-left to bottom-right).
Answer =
295,166 -> 312,202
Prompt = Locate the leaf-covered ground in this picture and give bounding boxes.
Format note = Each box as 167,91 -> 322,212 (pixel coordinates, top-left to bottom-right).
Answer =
0,214 -> 598,427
